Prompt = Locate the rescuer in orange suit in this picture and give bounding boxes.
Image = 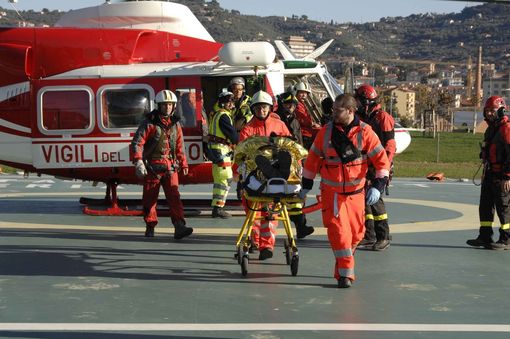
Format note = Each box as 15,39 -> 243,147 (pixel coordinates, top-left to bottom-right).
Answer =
131,89 -> 193,240
294,81 -> 320,149
355,84 -> 396,251
467,96 -> 510,250
299,93 -> 390,288
239,90 -> 292,260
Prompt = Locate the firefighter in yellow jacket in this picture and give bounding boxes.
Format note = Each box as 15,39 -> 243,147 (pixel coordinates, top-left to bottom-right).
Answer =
208,91 -> 239,218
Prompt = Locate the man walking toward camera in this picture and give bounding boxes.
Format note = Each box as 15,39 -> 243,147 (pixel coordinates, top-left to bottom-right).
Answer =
300,93 -> 390,288
131,89 -> 193,240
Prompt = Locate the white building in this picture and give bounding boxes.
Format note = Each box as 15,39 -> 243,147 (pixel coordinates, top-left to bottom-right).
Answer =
287,36 -> 316,59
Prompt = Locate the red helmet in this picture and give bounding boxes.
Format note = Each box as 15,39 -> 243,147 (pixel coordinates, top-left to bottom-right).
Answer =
356,84 -> 378,100
484,96 -> 506,111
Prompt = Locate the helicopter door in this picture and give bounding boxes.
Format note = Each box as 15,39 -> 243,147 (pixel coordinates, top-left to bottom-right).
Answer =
167,76 -> 204,164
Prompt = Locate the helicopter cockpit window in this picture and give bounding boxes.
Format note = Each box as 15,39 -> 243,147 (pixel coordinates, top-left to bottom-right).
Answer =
40,89 -> 92,133
175,88 -> 198,128
101,88 -> 151,129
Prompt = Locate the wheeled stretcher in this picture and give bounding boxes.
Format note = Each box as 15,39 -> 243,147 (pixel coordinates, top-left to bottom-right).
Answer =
234,178 -> 302,277
232,136 -> 308,277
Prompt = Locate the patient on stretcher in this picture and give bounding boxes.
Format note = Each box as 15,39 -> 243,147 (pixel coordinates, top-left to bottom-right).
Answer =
234,136 -> 308,197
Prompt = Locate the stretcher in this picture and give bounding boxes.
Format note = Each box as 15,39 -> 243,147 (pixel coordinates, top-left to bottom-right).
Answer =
234,178 -> 302,277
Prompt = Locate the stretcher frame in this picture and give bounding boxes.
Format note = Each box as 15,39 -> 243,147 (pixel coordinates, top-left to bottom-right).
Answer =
235,193 -> 302,277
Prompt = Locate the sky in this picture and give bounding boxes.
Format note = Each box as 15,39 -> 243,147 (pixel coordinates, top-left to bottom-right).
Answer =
2,0 -> 482,24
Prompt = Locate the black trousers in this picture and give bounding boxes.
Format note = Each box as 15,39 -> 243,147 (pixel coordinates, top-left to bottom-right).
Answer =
365,198 -> 390,241
478,176 -> 510,241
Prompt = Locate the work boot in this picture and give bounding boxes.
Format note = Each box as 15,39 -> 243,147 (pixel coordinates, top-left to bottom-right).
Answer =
173,219 -> 193,240
255,155 -> 280,179
491,239 -> 510,250
372,239 -> 390,251
276,150 -> 292,180
212,206 -> 231,219
259,248 -> 273,260
291,214 -> 315,239
466,236 -> 493,249
144,225 -> 155,238
297,225 -> 315,239
337,277 -> 352,288
357,238 -> 376,249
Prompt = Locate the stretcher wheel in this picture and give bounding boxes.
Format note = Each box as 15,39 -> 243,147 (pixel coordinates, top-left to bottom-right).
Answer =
290,255 -> 299,276
236,247 -> 242,264
284,239 -> 292,265
285,245 -> 292,265
241,255 -> 249,276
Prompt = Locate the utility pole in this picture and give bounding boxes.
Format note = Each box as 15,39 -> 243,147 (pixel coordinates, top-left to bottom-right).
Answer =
473,46 -> 482,134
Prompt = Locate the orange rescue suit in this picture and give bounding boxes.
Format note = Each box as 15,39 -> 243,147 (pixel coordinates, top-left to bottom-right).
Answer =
302,118 -> 390,280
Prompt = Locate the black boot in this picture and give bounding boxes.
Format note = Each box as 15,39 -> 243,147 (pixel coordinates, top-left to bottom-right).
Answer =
259,248 -> 273,260
466,236 -> 493,249
290,214 -> 314,239
491,230 -> 510,250
372,239 -> 390,251
357,238 -> 376,249
467,227 -> 493,249
212,206 -> 231,219
491,239 -> 510,250
337,277 -> 352,288
173,219 -> 193,240
144,225 -> 155,237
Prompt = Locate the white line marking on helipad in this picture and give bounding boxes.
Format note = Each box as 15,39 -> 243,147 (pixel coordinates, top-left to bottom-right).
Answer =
0,323 -> 509,332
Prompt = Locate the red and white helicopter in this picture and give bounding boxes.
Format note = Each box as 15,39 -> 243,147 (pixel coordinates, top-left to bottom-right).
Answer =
0,0 -> 410,215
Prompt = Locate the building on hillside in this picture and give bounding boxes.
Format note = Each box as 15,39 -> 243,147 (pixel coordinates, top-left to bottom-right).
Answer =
391,88 -> 416,120
384,74 -> 399,85
406,71 -> 421,84
353,76 -> 375,89
287,36 -> 316,59
483,72 -> 510,103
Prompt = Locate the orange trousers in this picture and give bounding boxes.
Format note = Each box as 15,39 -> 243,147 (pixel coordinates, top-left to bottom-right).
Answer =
321,189 -> 365,280
242,196 -> 277,250
143,171 -> 184,227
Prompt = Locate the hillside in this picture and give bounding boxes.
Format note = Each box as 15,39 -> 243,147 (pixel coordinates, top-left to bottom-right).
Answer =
1,1 -> 509,69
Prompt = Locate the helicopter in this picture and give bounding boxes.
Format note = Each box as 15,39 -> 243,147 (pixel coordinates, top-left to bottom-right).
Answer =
0,0 -> 410,215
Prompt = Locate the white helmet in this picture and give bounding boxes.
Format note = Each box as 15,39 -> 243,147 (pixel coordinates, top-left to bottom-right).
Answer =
218,91 -> 234,105
155,90 -> 178,104
229,77 -> 245,88
251,90 -> 273,108
294,81 -> 311,94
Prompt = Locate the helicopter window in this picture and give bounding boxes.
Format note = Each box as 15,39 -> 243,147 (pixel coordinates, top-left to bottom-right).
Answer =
102,88 -> 151,129
175,88 -> 198,128
97,84 -> 154,133
41,90 -> 91,131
